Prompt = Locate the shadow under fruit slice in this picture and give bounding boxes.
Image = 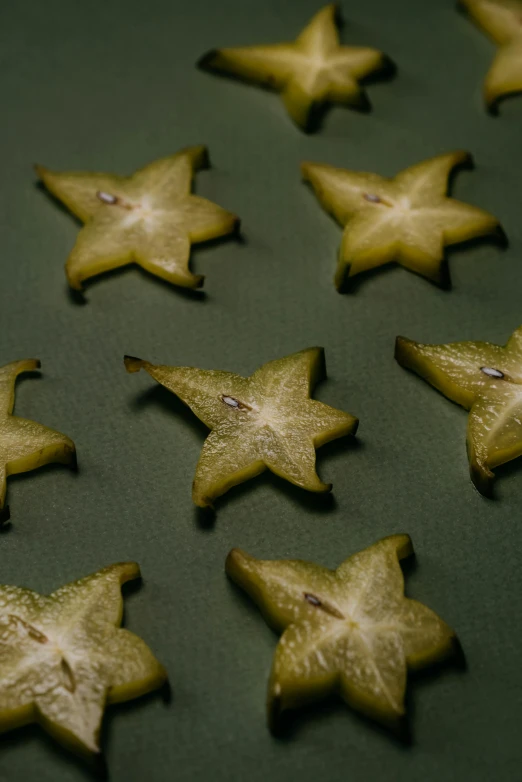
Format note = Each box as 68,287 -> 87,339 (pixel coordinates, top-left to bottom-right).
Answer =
302,150 -> 501,290
0,359 -> 76,524
124,347 -> 357,508
0,563 -> 167,757
459,0 -> 522,111
226,535 -> 456,733
395,325 -> 522,496
198,4 -> 391,132
36,145 -> 239,292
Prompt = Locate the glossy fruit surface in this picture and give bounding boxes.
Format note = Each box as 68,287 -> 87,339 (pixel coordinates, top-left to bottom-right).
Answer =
0,360 -> 76,524
226,535 -> 456,731
302,150 -> 500,290
0,563 -> 166,756
396,325 -> 522,495
37,146 -> 238,291
125,348 -> 357,508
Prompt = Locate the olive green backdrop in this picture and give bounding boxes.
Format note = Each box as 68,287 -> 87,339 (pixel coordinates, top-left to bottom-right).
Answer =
0,0 -> 520,779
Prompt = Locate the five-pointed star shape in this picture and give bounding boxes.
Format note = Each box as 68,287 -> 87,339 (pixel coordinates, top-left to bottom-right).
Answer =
302,150 -> 501,290
0,359 -> 76,524
0,562 -> 166,756
396,325 -> 522,496
125,347 -> 357,508
226,534 -> 456,731
198,4 -> 390,131
36,145 -> 239,292
460,0 -> 522,110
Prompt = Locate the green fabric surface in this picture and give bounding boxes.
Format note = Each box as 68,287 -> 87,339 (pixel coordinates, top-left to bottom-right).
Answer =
0,0 -> 520,779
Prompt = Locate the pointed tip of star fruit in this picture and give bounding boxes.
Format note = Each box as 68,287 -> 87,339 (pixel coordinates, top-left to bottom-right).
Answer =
197,49 -> 220,72
111,561 -> 142,583
231,215 -> 242,238
300,161 -> 329,186
315,480 -> 333,494
394,336 -> 417,367
484,84 -> 506,115
300,161 -> 313,180
65,268 -> 85,292
183,144 -> 211,172
452,149 -> 473,169
34,163 -> 50,179
226,548 -> 251,571
385,533 -> 414,560
46,720 -> 103,759
192,484 -> 216,510
17,358 -> 42,373
378,53 -> 398,78
124,355 -> 148,374
63,443 -> 78,471
469,457 -> 495,498
190,273 -> 205,290
226,549 -> 256,590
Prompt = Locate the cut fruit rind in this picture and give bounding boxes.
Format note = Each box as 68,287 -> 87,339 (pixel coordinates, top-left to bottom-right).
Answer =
125,348 -> 358,509
0,359 -> 76,523
226,535 -> 456,732
395,325 -> 522,496
302,150 -> 501,290
36,146 -> 239,292
0,563 -> 167,757
198,4 -> 390,132
459,0 -> 522,110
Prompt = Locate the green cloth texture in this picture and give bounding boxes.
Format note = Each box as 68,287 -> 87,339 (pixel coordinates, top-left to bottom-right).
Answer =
0,0 -> 520,779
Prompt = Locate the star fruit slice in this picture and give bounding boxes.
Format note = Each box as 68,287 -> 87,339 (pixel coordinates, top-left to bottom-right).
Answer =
0,562 -> 167,756
226,534 -> 456,732
302,150 -> 501,290
125,347 -> 358,508
459,0 -> 522,110
0,359 -> 76,524
396,325 -> 522,495
198,4 -> 390,131
36,145 -> 239,292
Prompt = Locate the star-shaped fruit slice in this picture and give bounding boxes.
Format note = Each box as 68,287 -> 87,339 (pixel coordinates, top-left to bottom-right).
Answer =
36,145 -> 239,292
302,150 -> 502,290
396,325 -> 522,496
226,534 -> 456,732
125,348 -> 357,508
0,562 -> 167,756
198,4 -> 391,131
460,0 -> 522,110
0,359 -> 76,524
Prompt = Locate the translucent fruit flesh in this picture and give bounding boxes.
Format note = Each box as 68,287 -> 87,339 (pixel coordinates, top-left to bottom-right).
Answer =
460,0 -> 522,109
226,535 -> 456,731
0,563 -> 167,756
0,360 -> 76,523
198,4 -> 389,131
395,325 -> 522,495
36,145 -> 239,291
302,150 -> 501,290
124,347 -> 358,508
